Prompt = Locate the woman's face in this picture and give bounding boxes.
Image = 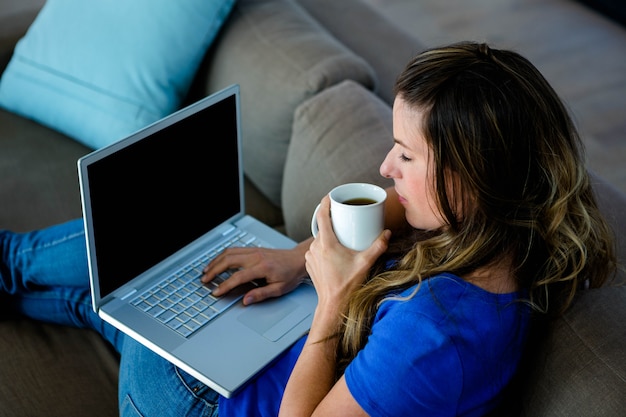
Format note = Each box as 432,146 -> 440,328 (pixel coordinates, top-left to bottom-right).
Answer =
379,97 -> 446,231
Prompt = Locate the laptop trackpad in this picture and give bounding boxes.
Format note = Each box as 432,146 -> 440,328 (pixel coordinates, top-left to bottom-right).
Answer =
237,297 -> 309,342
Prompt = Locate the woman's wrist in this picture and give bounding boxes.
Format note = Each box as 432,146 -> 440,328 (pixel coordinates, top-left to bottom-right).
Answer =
294,237 -> 313,275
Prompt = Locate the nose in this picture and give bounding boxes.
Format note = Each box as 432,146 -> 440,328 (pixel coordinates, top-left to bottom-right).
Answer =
379,152 -> 394,179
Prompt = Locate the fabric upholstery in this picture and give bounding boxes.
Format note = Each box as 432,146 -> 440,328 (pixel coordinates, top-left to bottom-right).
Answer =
0,318 -> 119,417
282,80 -> 393,241
521,286 -> 626,417
296,0 -> 425,106
590,171 -> 626,278
0,108 -> 88,232
203,0 -> 377,206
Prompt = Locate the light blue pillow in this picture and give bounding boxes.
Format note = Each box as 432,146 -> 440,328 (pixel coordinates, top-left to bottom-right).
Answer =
0,0 -> 235,149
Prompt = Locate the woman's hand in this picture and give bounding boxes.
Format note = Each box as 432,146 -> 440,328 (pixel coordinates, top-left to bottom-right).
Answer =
201,237 -> 312,305
305,195 -> 391,310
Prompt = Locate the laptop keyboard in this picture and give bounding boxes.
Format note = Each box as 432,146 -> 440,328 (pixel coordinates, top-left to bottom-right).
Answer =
131,230 -> 261,338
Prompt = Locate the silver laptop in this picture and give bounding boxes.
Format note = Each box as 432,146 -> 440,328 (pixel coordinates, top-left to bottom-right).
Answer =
78,84 -> 317,398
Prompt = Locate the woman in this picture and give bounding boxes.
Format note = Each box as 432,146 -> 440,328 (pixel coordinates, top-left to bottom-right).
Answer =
1,42 -> 616,416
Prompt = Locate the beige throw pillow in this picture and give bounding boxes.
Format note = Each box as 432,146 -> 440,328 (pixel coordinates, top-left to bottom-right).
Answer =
282,80 -> 393,242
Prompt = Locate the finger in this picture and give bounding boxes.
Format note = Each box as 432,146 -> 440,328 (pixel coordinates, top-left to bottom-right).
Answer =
304,249 -> 315,280
202,248 -> 253,281
316,196 -> 336,241
350,230 -> 391,277
365,229 -> 392,259
241,280 -> 300,305
211,267 -> 259,296
202,260 -> 228,282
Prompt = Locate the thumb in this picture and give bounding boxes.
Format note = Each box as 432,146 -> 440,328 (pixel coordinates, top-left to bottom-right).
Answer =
241,281 -> 299,305
365,229 -> 392,258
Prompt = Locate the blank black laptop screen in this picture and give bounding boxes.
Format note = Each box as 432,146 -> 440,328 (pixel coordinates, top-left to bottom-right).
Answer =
87,94 -> 240,299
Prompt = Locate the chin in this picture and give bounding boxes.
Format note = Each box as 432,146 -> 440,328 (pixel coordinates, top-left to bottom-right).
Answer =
407,215 -> 441,231
405,215 -> 422,229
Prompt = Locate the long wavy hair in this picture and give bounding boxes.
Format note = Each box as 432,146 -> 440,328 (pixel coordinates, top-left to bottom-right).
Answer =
335,41 -> 616,374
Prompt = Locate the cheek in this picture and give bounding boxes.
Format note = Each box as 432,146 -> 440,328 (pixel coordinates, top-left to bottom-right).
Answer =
408,169 -> 433,206
406,178 -> 444,230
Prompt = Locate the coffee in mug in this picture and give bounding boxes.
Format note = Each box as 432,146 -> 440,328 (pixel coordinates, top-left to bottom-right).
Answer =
341,197 -> 378,206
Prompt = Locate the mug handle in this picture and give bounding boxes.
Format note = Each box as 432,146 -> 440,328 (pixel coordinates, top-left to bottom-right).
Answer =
310,204 -> 321,237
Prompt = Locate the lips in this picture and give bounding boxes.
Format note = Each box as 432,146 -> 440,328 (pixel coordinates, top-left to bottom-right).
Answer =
396,189 -> 408,205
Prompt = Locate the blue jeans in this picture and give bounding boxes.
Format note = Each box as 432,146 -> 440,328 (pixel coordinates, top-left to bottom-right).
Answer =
1,219 -> 220,416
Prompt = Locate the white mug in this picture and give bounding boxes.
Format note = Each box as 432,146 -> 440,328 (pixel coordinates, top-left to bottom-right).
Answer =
311,183 -> 386,251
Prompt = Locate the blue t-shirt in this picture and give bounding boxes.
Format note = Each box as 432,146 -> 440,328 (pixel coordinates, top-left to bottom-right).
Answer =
219,273 -> 529,416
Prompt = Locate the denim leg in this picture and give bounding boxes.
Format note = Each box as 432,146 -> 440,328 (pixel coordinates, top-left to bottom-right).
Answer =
119,337 -> 220,417
1,218 -> 124,351
0,218 -> 89,292
10,283 -> 125,352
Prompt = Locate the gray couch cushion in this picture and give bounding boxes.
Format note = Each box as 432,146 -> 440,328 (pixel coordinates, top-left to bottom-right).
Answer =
203,0 -> 377,207
521,285 -> 626,417
0,319 -> 119,417
283,80 -> 393,241
0,108 -> 88,232
590,171 -> 626,279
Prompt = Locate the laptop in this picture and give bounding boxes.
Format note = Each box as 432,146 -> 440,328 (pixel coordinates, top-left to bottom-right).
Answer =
77,84 -> 317,398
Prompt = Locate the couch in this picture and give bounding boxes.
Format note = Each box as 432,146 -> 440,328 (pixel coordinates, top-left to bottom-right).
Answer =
1,0 -> 625,416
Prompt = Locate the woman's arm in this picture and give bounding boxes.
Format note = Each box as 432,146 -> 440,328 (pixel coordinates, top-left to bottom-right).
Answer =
279,195 -> 391,416
278,300 -> 371,416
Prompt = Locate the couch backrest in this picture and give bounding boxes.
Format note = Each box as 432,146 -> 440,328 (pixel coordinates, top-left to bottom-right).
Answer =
0,0 -> 44,74
592,171 -> 626,283
296,0 -> 425,106
520,285 -> 626,417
